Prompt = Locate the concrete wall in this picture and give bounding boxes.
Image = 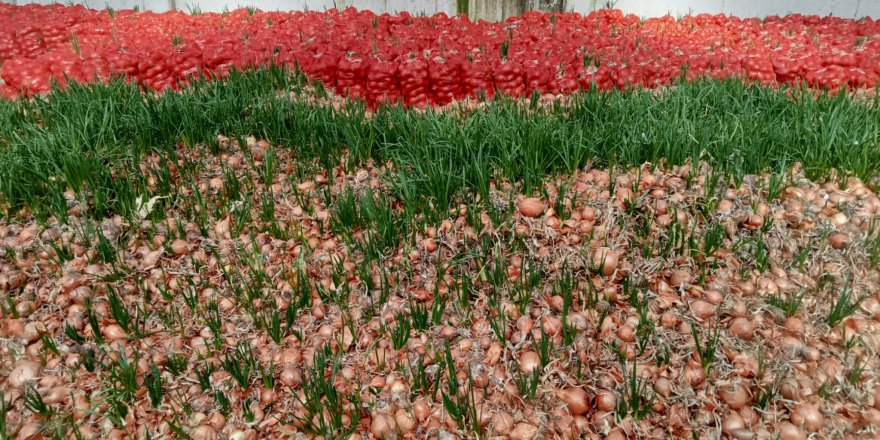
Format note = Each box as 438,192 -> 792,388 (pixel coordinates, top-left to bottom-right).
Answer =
3,0 -> 879,18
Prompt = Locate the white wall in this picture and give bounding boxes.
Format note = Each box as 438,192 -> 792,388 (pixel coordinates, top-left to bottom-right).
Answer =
3,0 -> 879,18
571,0 -> 879,19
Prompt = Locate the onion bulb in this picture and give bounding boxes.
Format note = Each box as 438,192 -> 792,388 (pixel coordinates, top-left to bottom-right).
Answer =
790,403 -> 824,432
370,413 -> 398,439
519,198 -> 545,218
778,422 -> 806,440
509,422 -> 539,440
490,412 -> 514,435
596,389 -> 616,412
519,351 -> 541,373
557,387 -> 590,415
592,247 -> 619,276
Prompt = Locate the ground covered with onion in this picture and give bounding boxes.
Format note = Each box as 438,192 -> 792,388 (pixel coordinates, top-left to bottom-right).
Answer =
1,71 -> 880,440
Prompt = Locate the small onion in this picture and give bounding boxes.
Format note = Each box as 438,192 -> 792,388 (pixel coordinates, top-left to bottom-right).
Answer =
170,239 -> 189,256
413,399 -> 430,422
654,377 -> 672,398
790,403 -> 824,432
519,198 -> 545,218
8,360 -> 42,388
509,422 -> 539,440
729,318 -> 755,340
669,270 -> 692,287
190,425 -> 218,440
519,351 -> 541,373
721,410 -> 745,434
719,382 -> 751,410
596,389 -> 616,412
690,300 -> 715,320
778,422 -> 806,440
592,247 -> 619,276
491,412 -> 515,435
370,413 -> 398,439
827,232 -> 851,249
557,387 -> 590,415
394,409 -> 416,434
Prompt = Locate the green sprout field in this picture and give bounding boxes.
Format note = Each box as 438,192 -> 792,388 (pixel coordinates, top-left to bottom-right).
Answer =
2,68 -> 880,440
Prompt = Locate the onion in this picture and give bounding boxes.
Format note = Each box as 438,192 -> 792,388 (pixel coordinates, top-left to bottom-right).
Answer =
519,198 -> 545,218
16,423 -> 42,439
790,403 -> 824,432
719,382 -> 751,410
190,425 -> 218,440
729,318 -> 755,340
873,384 -> 880,410
654,377 -> 672,398
519,351 -> 541,373
778,422 -> 806,440
605,429 -> 626,440
370,413 -> 398,439
280,368 -> 302,386
8,360 -> 42,388
394,409 -> 416,434
509,422 -> 538,440
690,300 -> 715,320
684,361 -> 706,386
170,239 -> 189,256
592,247 -> 619,276
784,317 -> 804,334
491,412 -> 514,435
669,270 -> 692,287
581,206 -> 596,221
831,212 -> 848,227
413,399 -> 430,422
827,232 -> 851,249
745,214 -> 764,230
721,410 -> 745,434
557,387 -> 590,415
596,389 -> 616,412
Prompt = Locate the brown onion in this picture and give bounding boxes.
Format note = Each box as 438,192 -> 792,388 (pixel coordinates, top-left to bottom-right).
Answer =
592,247 -> 619,276
729,318 -> 755,340
394,409 -> 416,434
519,198 -> 545,218
778,422 -> 806,440
557,387 -> 590,415
790,403 -> 824,432
827,232 -> 851,249
491,412 -> 515,435
370,413 -> 398,439
509,422 -> 538,440
719,382 -> 751,410
596,389 -> 616,412
519,351 -> 541,373
413,399 -> 430,422
8,360 -> 42,388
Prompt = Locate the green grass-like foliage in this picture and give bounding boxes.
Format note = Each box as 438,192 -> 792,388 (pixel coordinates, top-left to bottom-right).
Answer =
0,66 -> 878,222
